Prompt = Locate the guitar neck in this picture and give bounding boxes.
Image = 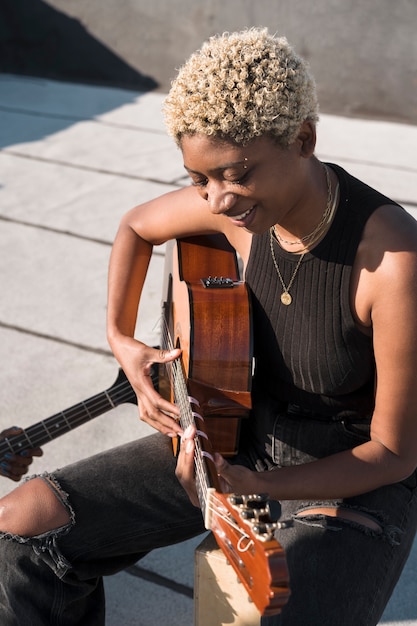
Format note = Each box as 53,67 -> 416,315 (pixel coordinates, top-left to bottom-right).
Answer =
0,369 -> 138,457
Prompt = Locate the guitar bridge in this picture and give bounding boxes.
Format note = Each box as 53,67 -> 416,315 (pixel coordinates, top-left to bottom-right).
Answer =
201,276 -> 234,289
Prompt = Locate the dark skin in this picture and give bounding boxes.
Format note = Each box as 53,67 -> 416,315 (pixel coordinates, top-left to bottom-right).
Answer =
0,428 -> 43,481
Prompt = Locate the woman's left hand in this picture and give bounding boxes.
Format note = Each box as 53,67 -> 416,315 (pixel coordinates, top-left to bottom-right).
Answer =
213,452 -> 260,495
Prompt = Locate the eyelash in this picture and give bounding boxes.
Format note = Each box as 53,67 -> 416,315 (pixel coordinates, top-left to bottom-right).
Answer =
192,172 -> 249,188
192,179 -> 208,188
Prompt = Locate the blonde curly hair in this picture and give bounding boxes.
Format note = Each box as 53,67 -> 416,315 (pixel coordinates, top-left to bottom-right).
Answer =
164,28 -> 319,146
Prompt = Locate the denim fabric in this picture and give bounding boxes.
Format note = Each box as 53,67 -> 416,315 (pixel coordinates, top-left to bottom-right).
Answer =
0,433 -> 205,625
240,389 -> 417,626
0,399 -> 416,625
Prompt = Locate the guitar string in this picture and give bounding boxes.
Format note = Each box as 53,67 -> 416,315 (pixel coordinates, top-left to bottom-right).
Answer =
161,322 -> 258,550
161,325 -> 211,506
0,377 -> 140,455
161,322 -> 212,516
207,495 -> 253,542
162,323 -> 254,542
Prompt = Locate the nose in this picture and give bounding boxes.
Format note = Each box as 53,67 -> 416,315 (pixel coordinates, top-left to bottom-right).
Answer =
203,182 -> 237,214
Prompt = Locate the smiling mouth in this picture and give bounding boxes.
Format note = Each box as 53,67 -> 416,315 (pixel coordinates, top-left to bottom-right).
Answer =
230,206 -> 255,221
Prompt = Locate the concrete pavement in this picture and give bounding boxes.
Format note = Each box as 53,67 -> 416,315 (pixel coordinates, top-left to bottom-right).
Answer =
0,73 -> 416,625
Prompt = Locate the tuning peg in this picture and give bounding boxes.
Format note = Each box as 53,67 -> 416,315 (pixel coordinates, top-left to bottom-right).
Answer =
228,494 -> 245,506
252,521 -> 277,537
245,494 -> 269,509
253,518 -> 294,538
228,493 -> 269,509
240,507 -> 256,520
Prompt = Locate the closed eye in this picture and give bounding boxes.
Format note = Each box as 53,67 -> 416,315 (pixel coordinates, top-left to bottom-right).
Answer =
191,178 -> 208,188
188,169 -> 251,188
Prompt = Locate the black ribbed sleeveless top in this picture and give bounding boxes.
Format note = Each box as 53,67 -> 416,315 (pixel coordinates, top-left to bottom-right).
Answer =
245,164 -> 399,417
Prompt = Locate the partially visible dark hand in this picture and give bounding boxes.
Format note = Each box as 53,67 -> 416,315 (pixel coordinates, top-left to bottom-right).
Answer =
0,428 -> 43,481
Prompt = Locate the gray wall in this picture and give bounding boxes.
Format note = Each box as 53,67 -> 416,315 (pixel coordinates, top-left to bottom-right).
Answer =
2,0 -> 416,124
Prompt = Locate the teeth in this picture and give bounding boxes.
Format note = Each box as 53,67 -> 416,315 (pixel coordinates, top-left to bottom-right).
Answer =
233,206 -> 253,220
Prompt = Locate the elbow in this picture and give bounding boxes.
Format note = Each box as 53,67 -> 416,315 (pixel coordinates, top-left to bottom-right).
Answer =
368,434 -> 417,485
396,460 -> 417,484
381,448 -> 417,485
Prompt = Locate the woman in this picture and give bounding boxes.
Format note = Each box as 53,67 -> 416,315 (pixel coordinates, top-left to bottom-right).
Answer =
0,28 -> 416,626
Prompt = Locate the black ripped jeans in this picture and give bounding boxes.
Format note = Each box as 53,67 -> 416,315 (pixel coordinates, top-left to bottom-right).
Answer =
0,393 -> 416,626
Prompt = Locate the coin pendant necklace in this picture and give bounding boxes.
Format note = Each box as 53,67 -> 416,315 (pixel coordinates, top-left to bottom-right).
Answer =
269,237 -> 306,305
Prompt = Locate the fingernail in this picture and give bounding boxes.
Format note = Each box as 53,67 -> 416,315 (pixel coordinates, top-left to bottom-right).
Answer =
19,450 -> 29,457
214,453 -> 223,467
4,453 -> 14,460
1,461 -> 10,469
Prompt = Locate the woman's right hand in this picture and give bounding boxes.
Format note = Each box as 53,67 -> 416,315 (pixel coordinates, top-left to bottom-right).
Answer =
115,339 -> 183,437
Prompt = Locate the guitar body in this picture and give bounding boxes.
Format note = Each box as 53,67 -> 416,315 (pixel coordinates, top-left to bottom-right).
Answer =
159,234 -> 253,456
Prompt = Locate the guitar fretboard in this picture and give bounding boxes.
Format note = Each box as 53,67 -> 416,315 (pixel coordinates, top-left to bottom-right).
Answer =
0,371 -> 137,457
163,330 -> 217,526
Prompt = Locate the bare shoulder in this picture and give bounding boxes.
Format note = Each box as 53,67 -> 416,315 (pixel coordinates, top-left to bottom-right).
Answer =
354,203 -> 417,326
366,203 -> 417,249
363,204 -> 417,284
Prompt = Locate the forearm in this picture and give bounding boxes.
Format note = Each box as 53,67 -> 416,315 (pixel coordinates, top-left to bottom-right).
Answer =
256,440 -> 415,501
107,218 -> 153,347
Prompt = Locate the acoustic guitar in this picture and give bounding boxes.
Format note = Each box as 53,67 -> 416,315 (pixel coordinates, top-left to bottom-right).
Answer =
1,235 -> 290,615
158,234 -> 290,616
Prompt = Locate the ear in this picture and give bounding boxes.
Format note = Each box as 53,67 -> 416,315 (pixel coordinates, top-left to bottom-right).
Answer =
296,120 -> 316,158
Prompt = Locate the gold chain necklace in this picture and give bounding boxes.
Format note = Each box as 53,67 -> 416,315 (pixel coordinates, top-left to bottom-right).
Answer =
274,165 -> 332,248
269,164 -> 336,306
278,181 -> 339,255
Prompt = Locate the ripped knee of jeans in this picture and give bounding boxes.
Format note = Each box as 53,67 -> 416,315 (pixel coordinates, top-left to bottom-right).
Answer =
293,503 -> 402,545
0,472 -> 75,575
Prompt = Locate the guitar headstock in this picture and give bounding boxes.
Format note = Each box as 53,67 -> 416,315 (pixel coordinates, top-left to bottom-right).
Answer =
107,369 -> 138,406
206,489 -> 291,616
